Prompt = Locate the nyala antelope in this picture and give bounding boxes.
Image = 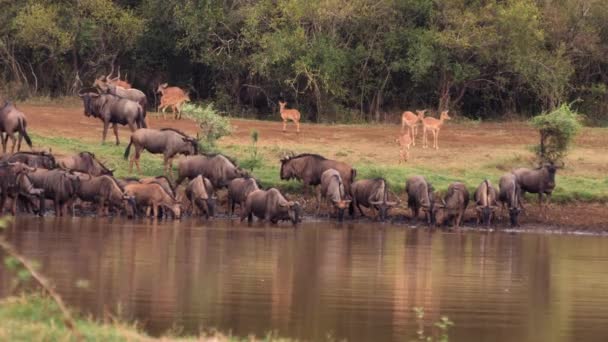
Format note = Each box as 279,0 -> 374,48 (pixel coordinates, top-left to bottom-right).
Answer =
278,101 -> 301,133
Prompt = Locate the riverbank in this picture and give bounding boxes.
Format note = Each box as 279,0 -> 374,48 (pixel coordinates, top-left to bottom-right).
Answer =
11,101 -> 608,229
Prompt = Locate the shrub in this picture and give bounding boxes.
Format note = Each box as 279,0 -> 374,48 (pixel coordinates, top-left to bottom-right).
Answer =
530,104 -> 582,163
181,103 -> 232,152
239,130 -> 264,172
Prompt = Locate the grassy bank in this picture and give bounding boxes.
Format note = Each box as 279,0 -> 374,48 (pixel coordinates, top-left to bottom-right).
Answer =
32,132 -> 608,204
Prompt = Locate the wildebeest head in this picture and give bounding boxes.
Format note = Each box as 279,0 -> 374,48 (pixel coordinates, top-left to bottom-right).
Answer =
181,137 -> 199,156
79,152 -> 113,176
280,201 -> 301,226
543,162 -> 559,189
78,88 -> 101,117
7,161 -> 36,174
169,202 -> 182,220
370,199 -> 397,222
333,199 -> 352,222
508,206 -> 521,227
476,205 -> 497,227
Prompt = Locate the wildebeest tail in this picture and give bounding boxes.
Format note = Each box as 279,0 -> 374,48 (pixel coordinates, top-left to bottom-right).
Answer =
351,168 -> 357,181
124,137 -> 133,160
19,118 -> 33,148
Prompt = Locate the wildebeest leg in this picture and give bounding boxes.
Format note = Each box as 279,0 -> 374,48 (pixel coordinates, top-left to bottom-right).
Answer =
315,187 -> 322,216
357,204 -> 366,217
112,124 -> 120,145
128,122 -> 135,132
134,146 -> 143,174
17,133 -> 23,152
8,133 -> 16,154
101,121 -> 110,144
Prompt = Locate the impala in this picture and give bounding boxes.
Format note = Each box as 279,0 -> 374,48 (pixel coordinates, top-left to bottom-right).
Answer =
278,101 -> 301,133
422,110 -> 450,149
401,109 -> 425,146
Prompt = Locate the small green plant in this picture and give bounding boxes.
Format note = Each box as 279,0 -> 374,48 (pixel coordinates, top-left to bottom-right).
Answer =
530,103 -> 582,163
181,103 -> 232,152
240,129 -> 264,172
412,307 -> 454,342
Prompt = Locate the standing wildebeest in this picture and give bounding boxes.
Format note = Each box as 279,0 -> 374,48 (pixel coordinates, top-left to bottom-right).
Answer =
0,101 -> 33,153
73,173 -> 134,216
124,128 -> 199,177
474,180 -> 499,227
2,151 -> 56,169
28,169 -> 81,216
279,153 -> 356,194
436,182 -> 470,228
499,173 -> 522,227
319,169 -> 351,221
227,177 -> 260,216
240,188 -> 301,226
185,175 -> 215,218
513,163 -> 559,216
57,152 -> 113,176
124,182 -> 181,219
0,162 -> 43,215
350,178 -> 397,221
78,88 -> 147,145
176,154 -> 247,189
94,76 -> 147,118
405,176 -> 437,226
157,83 -> 190,120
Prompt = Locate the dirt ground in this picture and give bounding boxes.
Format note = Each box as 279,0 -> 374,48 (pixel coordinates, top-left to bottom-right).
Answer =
16,102 -> 608,231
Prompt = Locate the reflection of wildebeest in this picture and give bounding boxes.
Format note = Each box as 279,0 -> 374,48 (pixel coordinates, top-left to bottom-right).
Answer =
124,128 -> 198,177
227,177 -> 260,216
124,182 -> 181,219
0,101 -> 33,153
57,152 -> 113,176
499,173 -> 522,227
0,162 -> 43,215
73,173 -> 134,216
176,154 -> 247,189
319,169 -> 351,221
241,188 -> 301,226
78,88 -> 146,145
350,178 -> 397,221
28,168 -> 81,216
436,182 -> 469,228
474,180 -> 498,227
513,163 -> 559,215
405,175 -> 436,226
280,153 -> 356,194
2,151 -> 56,169
185,175 -> 215,218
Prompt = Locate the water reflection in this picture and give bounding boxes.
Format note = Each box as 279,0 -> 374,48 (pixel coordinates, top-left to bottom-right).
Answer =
1,217 -> 608,342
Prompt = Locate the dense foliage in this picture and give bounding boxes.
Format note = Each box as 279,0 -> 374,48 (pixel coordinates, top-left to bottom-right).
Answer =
180,103 -> 232,151
531,103 -> 582,163
1,0 -> 608,123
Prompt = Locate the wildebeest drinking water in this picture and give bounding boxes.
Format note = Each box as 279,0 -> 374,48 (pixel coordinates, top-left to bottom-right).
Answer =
73,173 -> 134,216
279,153 -> 356,194
499,173 -> 522,227
435,182 -> 470,228
227,177 -> 261,216
405,175 -> 437,226
123,182 -> 181,219
0,162 -> 43,216
318,169 -> 351,221
124,128 -> 199,177
0,101 -> 33,153
241,188 -> 301,226
185,175 -> 215,218
350,178 -> 397,221
28,168 -> 81,217
78,88 -> 146,145
176,154 -> 247,189
57,152 -> 113,176
474,179 -> 499,227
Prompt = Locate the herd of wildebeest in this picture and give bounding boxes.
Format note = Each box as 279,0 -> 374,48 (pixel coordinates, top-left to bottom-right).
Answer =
0,70 -> 561,228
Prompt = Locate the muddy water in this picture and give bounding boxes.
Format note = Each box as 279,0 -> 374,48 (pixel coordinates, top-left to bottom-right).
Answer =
2,217 -> 608,341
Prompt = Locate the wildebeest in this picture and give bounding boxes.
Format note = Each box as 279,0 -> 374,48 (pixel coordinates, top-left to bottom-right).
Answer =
157,83 -> 190,120
513,163 -> 559,215
240,188 -> 301,226
124,128 -> 199,177
474,179 -> 499,227
499,173 -> 522,227
405,175 -> 436,225
124,182 -> 181,219
0,162 -> 43,215
227,177 -> 260,216
57,152 -> 113,176
436,182 -> 470,228
94,76 -> 147,118
78,88 -> 147,145
279,153 -> 356,194
28,168 -> 81,216
2,151 -> 56,169
176,154 -> 247,189
350,178 -> 397,221
185,175 -> 215,218
73,173 -> 134,216
319,169 -> 351,221
140,176 -> 176,198
0,101 -> 33,153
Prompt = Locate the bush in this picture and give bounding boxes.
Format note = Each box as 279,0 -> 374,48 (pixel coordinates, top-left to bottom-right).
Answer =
181,103 -> 232,152
239,130 -> 264,172
530,104 -> 582,163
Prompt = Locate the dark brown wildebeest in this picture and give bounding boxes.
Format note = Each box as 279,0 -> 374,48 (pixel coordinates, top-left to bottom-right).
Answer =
57,152 -> 113,176
124,128 -> 199,177
185,175 -> 215,218
124,182 -> 181,219
319,168 -> 351,221
227,177 -> 260,216
28,168 -> 81,216
2,151 -> 56,169
240,188 -> 301,226
499,173 -> 522,227
94,76 -> 147,118
279,153 -> 356,194
436,182 -> 470,228
78,88 -> 147,145
513,163 -> 559,216
0,162 -> 43,215
349,178 -> 397,221
73,173 -> 134,216
176,154 -> 247,189
405,175 -> 436,226
0,101 -> 33,153
474,179 -> 499,227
